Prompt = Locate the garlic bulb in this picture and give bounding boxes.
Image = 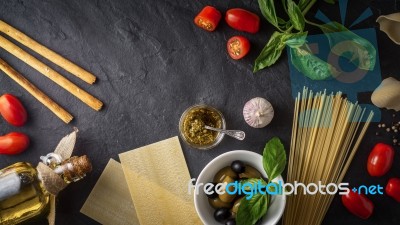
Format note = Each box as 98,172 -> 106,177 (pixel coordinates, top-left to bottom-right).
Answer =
371,77 -> 400,111
243,97 -> 274,128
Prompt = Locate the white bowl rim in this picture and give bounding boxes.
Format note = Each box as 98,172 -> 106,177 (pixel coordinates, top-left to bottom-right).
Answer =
194,150 -> 286,225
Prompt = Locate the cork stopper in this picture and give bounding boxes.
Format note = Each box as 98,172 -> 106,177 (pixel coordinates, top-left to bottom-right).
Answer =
63,155 -> 92,182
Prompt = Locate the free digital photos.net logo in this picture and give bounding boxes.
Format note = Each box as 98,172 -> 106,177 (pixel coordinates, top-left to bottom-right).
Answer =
288,0 -> 382,122
188,179 -> 384,200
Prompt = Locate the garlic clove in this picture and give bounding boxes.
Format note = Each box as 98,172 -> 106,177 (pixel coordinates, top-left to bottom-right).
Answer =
243,97 -> 274,128
371,77 -> 400,111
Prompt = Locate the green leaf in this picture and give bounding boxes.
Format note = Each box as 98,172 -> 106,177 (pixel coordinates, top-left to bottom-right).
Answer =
253,32 -> 287,72
289,45 -> 338,80
240,178 -> 268,191
254,31 -> 308,72
258,0 -> 280,30
287,0 -> 305,31
236,193 -> 269,225
285,31 -> 308,48
319,22 -> 376,71
298,0 -> 310,11
263,137 -> 286,181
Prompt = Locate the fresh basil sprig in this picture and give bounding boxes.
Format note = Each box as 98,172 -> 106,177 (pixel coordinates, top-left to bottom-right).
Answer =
254,0 -> 314,72
236,137 -> 287,225
253,0 -> 376,79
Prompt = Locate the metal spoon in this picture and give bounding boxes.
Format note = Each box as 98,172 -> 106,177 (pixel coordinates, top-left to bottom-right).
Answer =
204,125 -> 246,141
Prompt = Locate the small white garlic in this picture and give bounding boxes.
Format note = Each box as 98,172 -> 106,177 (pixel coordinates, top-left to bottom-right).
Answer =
371,77 -> 400,111
243,97 -> 274,128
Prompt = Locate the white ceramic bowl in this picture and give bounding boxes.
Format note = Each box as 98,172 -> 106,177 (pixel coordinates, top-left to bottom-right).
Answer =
194,150 -> 286,225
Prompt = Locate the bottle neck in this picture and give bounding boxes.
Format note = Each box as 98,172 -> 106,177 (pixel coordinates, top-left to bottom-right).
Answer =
53,161 -> 84,183
40,153 -> 92,184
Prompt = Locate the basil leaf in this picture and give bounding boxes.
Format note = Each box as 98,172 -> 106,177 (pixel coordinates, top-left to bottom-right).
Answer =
240,178 -> 268,191
263,137 -> 286,181
298,0 -> 310,11
287,0 -> 305,31
285,31 -> 308,48
236,193 -> 269,225
318,21 -> 347,33
258,0 -> 280,30
319,22 -> 376,71
254,32 -> 287,72
289,46 -> 338,80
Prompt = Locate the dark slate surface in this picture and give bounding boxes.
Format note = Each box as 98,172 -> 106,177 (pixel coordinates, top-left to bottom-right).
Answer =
0,0 -> 399,224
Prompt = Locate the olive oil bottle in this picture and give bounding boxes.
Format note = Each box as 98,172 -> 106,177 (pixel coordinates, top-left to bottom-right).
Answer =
0,155 -> 92,224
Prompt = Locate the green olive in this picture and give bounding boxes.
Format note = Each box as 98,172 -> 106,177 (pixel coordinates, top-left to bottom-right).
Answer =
213,166 -> 238,183
231,196 -> 244,216
239,165 -> 261,179
219,176 -> 236,203
208,197 -> 232,209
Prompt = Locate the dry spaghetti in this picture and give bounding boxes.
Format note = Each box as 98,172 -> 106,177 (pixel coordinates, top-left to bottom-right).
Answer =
283,87 -> 373,225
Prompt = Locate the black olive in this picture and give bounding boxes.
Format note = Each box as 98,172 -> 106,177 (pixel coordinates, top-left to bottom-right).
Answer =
231,160 -> 245,174
214,208 -> 231,223
205,182 -> 219,199
225,218 -> 236,225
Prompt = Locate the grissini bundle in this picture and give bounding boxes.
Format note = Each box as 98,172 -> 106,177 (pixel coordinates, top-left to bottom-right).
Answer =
0,20 -> 96,84
0,58 -> 73,123
0,35 -> 103,111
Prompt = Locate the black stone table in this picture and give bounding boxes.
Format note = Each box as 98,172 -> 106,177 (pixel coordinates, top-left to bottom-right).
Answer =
0,0 -> 399,224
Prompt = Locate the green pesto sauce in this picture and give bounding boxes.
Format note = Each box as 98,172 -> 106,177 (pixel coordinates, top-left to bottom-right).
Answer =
183,107 -> 222,146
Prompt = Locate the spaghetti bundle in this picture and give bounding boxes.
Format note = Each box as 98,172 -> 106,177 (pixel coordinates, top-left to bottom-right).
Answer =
283,87 -> 374,225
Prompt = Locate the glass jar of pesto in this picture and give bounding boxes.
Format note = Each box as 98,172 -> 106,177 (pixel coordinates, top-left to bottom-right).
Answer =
179,104 -> 226,150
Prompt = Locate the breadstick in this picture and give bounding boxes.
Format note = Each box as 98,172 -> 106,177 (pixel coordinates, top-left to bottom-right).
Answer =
0,35 -> 103,111
0,20 -> 96,84
0,58 -> 73,123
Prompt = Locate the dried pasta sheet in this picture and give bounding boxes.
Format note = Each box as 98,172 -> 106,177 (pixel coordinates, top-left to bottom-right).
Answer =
80,159 -> 139,225
119,136 -> 201,225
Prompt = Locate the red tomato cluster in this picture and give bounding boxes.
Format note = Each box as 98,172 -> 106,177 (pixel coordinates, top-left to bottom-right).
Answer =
0,94 -> 30,155
194,6 -> 260,60
342,142 -> 399,219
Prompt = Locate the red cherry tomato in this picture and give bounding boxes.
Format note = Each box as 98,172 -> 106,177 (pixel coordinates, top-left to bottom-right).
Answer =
367,143 -> 394,177
227,36 -> 250,60
0,94 -> 28,126
225,8 -> 260,33
342,191 -> 374,219
194,6 -> 222,32
0,132 -> 30,155
386,178 -> 400,202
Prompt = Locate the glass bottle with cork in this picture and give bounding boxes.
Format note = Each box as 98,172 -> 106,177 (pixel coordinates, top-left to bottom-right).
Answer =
0,153 -> 92,224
